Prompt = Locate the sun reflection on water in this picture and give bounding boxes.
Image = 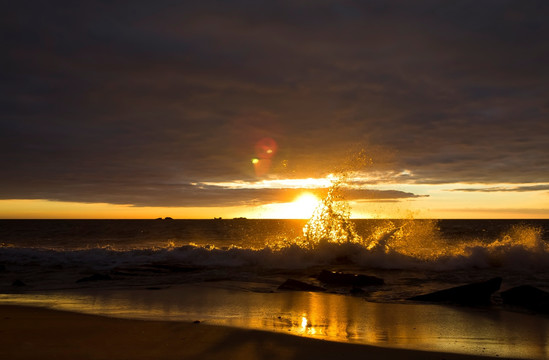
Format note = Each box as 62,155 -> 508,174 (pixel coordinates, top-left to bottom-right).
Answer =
1,286 -> 548,359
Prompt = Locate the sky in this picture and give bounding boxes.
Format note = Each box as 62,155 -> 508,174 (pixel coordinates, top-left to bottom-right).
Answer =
1,0 -> 548,219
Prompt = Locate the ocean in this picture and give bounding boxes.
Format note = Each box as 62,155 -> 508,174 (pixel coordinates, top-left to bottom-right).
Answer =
1,219 -> 548,296
1,218 -> 549,358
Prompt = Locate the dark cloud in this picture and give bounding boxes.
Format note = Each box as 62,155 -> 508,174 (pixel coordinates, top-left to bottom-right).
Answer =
1,0 -> 548,207
450,184 -> 549,193
0,181 -> 424,207
345,189 -> 428,202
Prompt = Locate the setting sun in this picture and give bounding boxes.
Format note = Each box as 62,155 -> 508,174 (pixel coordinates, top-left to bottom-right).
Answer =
287,193 -> 321,219
257,192 -> 321,219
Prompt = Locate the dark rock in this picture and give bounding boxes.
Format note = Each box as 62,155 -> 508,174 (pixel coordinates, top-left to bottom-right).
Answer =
76,273 -> 112,283
11,279 -> 26,287
317,270 -> 384,286
193,320 -> 201,324
278,279 -> 325,292
408,277 -> 502,305
501,285 -> 549,313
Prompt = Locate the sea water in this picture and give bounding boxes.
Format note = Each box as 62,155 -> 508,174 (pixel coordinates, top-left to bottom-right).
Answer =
1,218 -> 549,358
1,219 -> 548,296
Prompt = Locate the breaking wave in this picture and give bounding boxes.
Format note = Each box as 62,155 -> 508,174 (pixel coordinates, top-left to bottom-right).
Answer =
1,223 -> 547,272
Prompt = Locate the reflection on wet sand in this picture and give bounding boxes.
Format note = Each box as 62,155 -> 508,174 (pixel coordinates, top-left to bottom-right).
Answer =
1,285 -> 548,359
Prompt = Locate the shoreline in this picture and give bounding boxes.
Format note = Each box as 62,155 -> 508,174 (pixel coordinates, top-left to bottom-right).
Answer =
2,284 -> 548,359
0,304 -> 519,360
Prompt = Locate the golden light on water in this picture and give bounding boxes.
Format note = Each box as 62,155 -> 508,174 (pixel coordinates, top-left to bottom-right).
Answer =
3,286 -> 548,359
301,314 -> 308,330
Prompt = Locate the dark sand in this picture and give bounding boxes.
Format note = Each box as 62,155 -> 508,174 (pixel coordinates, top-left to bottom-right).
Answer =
0,305 -> 519,360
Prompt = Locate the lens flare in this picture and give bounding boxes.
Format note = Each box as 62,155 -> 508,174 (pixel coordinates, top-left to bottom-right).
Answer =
253,137 -> 278,177
255,137 -> 277,159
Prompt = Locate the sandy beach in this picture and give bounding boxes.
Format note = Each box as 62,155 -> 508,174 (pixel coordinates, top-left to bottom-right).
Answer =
0,305 -> 521,360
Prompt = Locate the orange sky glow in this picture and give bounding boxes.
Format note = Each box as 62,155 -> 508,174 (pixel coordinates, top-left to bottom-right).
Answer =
1,177 -> 547,219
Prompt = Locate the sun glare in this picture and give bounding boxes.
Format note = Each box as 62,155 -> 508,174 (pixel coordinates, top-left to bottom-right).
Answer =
257,192 -> 322,219
288,193 -> 321,219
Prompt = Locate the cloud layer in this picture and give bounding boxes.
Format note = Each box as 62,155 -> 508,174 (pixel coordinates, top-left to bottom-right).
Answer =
2,1 -> 548,207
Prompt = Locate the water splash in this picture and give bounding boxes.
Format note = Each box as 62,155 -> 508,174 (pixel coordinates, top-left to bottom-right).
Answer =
293,149 -> 432,254
298,150 -> 373,249
457,224 -> 548,269
363,219 -> 443,258
496,224 -> 545,251
301,178 -> 361,249
296,150 -> 443,256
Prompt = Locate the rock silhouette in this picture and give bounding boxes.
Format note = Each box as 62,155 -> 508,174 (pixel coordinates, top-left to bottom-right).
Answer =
11,279 -> 26,287
408,277 -> 502,305
317,270 -> 384,286
278,279 -> 325,292
501,285 -> 549,313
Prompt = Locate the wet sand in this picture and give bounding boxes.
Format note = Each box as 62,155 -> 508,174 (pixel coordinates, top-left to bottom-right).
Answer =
0,305 -> 519,360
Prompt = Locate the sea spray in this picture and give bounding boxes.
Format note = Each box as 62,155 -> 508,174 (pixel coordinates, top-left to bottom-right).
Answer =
459,224 -> 548,269
301,178 -> 361,249
297,150 -> 443,261
299,149 -> 374,249
363,219 -> 442,257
